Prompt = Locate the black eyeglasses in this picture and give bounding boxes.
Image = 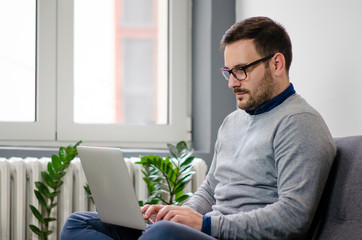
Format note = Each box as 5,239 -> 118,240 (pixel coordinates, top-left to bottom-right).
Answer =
220,54 -> 274,81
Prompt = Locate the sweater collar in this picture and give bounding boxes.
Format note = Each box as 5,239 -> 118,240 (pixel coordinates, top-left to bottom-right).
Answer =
245,83 -> 295,115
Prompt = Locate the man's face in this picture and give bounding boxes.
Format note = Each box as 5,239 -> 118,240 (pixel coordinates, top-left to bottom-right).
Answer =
224,39 -> 276,111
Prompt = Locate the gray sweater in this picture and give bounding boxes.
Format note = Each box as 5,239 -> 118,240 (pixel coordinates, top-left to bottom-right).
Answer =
184,94 -> 336,239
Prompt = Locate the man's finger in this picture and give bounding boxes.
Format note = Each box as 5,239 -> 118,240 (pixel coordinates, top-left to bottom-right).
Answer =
143,205 -> 162,219
155,205 -> 179,221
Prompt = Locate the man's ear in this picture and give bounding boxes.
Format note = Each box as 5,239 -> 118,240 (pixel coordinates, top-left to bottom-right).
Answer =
270,53 -> 286,77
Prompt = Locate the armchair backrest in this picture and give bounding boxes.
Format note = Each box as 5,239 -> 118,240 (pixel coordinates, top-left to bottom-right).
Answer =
309,135 -> 362,239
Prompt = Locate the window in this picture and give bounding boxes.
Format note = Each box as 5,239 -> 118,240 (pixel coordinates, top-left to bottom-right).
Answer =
0,0 -> 36,122
73,0 -> 168,125
0,0 -> 191,148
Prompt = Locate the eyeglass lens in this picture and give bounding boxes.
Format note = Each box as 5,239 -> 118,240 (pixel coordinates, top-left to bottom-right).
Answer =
221,68 -> 246,81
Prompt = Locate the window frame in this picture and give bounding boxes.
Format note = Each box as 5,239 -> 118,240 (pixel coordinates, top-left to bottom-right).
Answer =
0,0 -> 192,148
0,0 -> 56,143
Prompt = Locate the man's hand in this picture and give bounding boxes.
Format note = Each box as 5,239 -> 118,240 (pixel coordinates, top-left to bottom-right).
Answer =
141,205 -> 203,231
141,205 -> 162,223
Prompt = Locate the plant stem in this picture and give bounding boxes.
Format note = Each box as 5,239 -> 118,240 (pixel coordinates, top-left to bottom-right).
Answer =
153,165 -> 173,204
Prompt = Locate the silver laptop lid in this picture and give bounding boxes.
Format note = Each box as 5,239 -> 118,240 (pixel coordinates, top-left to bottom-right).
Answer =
77,146 -> 146,230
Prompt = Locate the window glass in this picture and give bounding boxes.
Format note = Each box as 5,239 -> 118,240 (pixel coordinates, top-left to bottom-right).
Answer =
123,39 -> 155,124
123,0 -> 154,26
0,0 -> 36,122
73,0 -> 168,125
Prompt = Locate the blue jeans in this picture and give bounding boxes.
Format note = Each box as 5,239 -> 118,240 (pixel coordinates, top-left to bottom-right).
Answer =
60,211 -> 216,240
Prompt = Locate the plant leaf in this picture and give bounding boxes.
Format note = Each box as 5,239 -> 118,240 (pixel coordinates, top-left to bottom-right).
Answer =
54,179 -> 64,189
35,181 -> 51,199
180,164 -> 194,174
45,230 -> 54,236
29,224 -> 44,238
41,171 -> 55,189
68,141 -> 81,158
181,146 -> 193,158
180,156 -> 195,168
50,190 -> 61,198
44,217 -> 57,222
175,188 -> 184,199
176,141 -> 187,154
84,184 -> 92,195
62,162 -> 70,170
59,146 -> 67,162
74,140 -> 83,148
167,143 -> 180,159
139,155 -> 149,164
173,181 -> 189,195
148,174 -> 163,181
173,167 -> 180,177
29,205 -> 46,224
55,171 -> 67,179
47,162 -> 56,177
149,198 -> 159,204
34,190 -> 48,208
48,203 -> 58,211
51,154 -> 62,172
178,172 -> 194,185
175,193 -> 193,204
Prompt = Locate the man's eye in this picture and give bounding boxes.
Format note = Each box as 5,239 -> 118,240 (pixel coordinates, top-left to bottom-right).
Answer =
234,67 -> 244,73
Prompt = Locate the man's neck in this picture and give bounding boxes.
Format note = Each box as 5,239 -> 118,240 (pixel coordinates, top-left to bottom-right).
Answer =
245,83 -> 295,115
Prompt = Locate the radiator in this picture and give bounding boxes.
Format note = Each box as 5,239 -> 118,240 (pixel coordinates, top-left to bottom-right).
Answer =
0,157 -> 207,240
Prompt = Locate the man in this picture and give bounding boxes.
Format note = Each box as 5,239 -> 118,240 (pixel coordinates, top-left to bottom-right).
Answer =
61,16 -> 336,240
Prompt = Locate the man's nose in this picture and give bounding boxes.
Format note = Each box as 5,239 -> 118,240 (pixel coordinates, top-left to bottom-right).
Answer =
228,74 -> 241,89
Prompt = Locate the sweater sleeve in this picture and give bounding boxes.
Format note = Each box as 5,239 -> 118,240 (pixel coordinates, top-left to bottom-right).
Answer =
209,113 -> 336,239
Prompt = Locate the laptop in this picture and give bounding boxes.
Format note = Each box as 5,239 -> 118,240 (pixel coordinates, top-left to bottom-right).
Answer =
77,146 -> 147,230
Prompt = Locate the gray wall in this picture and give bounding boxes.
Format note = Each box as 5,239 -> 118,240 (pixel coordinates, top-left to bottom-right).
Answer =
0,0 -> 237,168
192,0 -> 236,166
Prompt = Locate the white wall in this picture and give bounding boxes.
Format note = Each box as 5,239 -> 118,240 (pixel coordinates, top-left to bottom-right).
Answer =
236,0 -> 362,137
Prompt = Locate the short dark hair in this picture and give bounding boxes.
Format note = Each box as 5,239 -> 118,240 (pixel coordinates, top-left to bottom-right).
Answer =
220,16 -> 293,72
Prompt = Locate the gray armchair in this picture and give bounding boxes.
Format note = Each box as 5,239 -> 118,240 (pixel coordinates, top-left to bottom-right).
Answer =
308,135 -> 362,239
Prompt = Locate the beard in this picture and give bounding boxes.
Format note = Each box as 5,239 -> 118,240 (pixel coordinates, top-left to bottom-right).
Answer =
235,66 -> 276,111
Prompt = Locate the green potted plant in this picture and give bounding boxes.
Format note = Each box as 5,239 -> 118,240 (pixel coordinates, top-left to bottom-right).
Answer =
137,141 -> 196,206
29,141 -> 82,240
